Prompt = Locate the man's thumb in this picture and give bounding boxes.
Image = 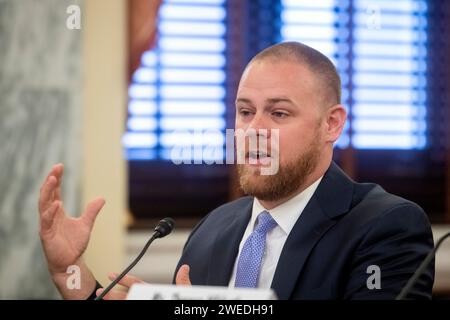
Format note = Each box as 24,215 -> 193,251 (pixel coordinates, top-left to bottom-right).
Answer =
82,197 -> 105,228
176,264 -> 191,286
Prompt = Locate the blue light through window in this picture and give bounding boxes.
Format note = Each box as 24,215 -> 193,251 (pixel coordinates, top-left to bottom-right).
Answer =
281,0 -> 428,149
280,0 -> 350,148
124,0 -> 227,160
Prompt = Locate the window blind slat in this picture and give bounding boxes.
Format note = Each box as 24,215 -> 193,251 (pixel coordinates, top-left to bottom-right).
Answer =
281,0 -> 428,150
124,1 -> 227,160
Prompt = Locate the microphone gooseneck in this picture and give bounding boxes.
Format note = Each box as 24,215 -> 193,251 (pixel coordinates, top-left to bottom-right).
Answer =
95,217 -> 175,300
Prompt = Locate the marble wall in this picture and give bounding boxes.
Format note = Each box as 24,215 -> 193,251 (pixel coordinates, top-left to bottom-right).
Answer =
0,0 -> 82,298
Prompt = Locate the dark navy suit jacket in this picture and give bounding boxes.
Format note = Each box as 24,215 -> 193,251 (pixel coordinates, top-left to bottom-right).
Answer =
174,162 -> 435,299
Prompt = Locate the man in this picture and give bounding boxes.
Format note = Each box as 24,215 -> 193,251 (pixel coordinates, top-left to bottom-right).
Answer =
38,42 -> 434,300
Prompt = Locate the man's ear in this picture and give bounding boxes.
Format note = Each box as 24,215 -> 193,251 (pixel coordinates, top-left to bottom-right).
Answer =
324,104 -> 347,143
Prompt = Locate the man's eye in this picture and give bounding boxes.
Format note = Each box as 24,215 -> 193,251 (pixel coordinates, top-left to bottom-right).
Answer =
239,110 -> 251,116
272,111 -> 288,118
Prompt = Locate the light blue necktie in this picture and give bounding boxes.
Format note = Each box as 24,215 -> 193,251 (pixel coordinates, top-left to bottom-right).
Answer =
234,211 -> 277,288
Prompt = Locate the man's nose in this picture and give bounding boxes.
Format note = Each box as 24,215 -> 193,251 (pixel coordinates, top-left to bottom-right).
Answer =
247,113 -> 270,138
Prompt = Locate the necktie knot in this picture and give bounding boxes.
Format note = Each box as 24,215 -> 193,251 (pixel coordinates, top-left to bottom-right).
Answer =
254,211 -> 277,235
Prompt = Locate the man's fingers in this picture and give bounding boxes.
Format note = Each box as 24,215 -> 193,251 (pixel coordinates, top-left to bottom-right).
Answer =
81,198 -> 105,229
175,264 -> 191,286
108,273 -> 144,288
96,288 -> 127,300
53,164 -> 64,201
42,163 -> 63,185
54,187 -> 62,202
39,176 -> 57,213
42,164 -> 64,190
95,273 -> 144,300
48,163 -> 64,187
40,201 -> 60,234
39,164 -> 64,212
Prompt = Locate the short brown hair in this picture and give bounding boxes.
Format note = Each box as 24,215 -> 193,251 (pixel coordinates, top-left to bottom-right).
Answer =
250,41 -> 341,107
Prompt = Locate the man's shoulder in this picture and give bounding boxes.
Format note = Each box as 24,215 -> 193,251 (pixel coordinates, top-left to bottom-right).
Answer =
189,196 -> 252,231
348,181 -> 428,226
183,196 -> 253,246
211,196 -> 253,213
202,196 -> 253,224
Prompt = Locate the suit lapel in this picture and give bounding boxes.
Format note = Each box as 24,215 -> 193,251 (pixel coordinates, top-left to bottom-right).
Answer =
271,162 -> 354,299
206,198 -> 252,286
270,196 -> 338,299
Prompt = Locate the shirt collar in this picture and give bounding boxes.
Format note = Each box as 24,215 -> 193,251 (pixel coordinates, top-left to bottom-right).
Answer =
251,176 -> 323,235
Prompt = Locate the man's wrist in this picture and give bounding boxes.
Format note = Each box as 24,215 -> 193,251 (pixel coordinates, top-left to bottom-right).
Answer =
50,262 -> 97,300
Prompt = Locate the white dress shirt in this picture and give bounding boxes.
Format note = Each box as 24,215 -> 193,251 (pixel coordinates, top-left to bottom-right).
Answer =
228,176 -> 323,288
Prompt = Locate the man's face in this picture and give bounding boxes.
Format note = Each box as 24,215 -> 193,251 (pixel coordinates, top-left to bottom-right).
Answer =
235,59 -> 326,201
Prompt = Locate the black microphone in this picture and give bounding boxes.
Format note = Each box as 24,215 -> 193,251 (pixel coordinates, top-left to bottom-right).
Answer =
95,217 -> 175,300
396,231 -> 450,300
